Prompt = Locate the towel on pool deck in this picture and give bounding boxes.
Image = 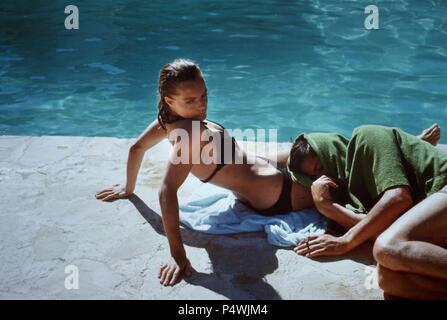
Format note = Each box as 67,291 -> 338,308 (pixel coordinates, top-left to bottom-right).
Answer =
290,125 -> 447,213
179,184 -> 327,247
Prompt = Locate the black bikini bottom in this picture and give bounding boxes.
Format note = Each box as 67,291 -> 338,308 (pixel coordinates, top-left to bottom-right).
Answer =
246,168 -> 293,216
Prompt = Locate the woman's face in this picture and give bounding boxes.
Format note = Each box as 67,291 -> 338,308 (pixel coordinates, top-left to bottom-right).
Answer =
299,153 -> 325,179
164,77 -> 208,121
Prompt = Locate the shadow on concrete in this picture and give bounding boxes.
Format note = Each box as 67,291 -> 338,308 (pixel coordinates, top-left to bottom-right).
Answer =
129,194 -> 282,299
129,194 -> 377,298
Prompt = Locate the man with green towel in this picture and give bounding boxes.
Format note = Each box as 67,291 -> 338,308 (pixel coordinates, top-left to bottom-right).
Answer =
288,124 -> 447,299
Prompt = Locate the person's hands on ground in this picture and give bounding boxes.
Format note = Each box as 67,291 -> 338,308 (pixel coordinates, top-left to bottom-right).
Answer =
95,184 -> 133,202
158,257 -> 193,286
294,234 -> 349,258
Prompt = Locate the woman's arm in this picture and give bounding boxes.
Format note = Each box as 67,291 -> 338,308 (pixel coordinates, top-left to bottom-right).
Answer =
159,162 -> 192,264
96,118 -> 166,201
125,119 -> 167,193
158,132 -> 194,286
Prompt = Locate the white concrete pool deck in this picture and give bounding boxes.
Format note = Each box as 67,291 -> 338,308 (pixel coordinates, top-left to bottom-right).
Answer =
3,135 -> 436,299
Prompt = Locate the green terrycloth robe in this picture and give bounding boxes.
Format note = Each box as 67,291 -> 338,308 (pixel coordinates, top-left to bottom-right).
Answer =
289,125 -> 447,213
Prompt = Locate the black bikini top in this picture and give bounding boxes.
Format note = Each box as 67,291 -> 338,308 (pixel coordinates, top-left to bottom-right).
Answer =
199,120 -> 236,183
168,118 -> 236,183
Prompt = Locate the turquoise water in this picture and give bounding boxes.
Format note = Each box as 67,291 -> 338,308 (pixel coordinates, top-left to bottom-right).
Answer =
1,0 -> 447,142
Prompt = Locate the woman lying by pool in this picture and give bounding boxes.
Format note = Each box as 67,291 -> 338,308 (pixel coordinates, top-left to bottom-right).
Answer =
95,58 -> 441,287
95,58 -> 315,286
288,125 -> 447,299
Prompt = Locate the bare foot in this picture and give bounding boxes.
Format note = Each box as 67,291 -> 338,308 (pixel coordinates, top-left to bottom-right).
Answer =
418,123 -> 441,146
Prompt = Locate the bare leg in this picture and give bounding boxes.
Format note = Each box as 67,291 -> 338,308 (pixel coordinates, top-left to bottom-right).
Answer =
378,265 -> 447,300
418,123 -> 441,146
374,191 -> 447,279
373,190 -> 447,298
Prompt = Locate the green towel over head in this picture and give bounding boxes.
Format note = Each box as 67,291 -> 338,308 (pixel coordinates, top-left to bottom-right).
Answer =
288,125 -> 447,214
287,132 -> 361,211
346,125 -> 447,210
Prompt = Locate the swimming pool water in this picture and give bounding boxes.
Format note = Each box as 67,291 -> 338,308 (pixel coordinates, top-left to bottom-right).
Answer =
1,0 -> 446,142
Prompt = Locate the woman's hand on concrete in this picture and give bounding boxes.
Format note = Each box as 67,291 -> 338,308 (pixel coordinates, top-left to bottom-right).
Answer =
158,256 -> 193,286
95,183 -> 133,202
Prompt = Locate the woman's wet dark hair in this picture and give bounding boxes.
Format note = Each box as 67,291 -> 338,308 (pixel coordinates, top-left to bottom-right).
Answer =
157,58 -> 203,129
289,136 -> 314,173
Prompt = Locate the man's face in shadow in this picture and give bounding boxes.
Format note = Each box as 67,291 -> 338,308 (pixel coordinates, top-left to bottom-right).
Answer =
299,153 -> 325,179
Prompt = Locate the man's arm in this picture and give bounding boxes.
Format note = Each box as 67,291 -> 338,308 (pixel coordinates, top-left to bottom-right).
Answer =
295,185 -> 414,257
317,201 -> 367,229
310,175 -> 367,229
342,186 -> 413,250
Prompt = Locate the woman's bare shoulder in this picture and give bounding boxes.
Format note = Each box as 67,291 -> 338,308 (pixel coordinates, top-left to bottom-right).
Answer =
166,118 -> 205,133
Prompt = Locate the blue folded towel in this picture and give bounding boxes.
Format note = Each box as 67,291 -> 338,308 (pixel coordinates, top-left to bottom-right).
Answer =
179,185 -> 327,247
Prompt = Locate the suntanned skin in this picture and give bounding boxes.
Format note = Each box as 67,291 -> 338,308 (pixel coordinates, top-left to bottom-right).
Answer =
373,189 -> 447,299
94,67 -> 444,292
418,123 -> 441,146
95,76 -> 313,286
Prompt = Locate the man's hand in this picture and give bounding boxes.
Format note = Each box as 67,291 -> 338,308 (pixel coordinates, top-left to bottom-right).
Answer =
311,175 -> 338,208
294,234 -> 350,258
158,256 -> 193,286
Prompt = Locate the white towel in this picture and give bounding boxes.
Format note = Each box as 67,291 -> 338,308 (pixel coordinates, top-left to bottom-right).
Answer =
179,184 -> 327,247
